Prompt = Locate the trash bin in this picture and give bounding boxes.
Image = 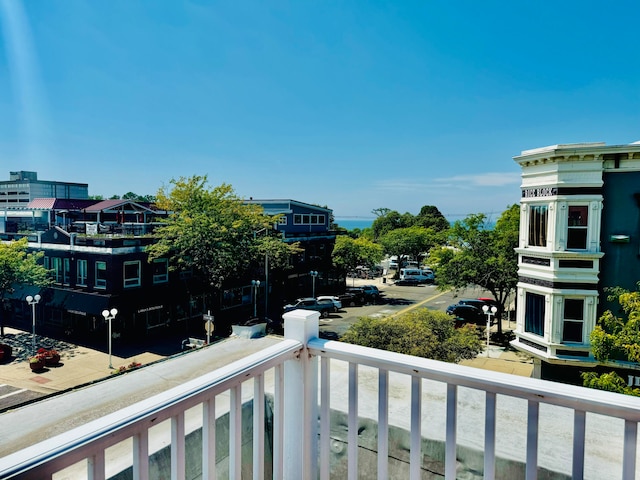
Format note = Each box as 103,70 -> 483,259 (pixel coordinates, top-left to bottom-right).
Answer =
383,277 -> 386,283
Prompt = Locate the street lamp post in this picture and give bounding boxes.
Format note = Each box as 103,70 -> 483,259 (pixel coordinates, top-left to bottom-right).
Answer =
482,304 -> 498,355
310,271 -> 318,298
251,280 -> 261,318
25,294 -> 41,355
101,308 -> 118,369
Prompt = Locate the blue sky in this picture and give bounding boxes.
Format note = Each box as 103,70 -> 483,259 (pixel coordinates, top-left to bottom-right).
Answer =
1,1 -> 639,222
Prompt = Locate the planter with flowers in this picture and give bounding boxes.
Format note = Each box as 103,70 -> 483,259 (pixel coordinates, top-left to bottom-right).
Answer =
38,348 -> 61,366
29,355 -> 45,371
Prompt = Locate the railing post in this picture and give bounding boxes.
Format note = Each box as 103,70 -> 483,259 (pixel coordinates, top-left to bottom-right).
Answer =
283,309 -> 319,480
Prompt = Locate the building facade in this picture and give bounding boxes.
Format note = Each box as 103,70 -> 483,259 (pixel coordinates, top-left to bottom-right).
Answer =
2,197 -> 339,344
511,141 -> 640,381
0,171 -> 88,210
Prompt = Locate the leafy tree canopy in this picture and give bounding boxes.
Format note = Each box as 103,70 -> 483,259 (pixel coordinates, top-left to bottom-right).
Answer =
332,236 -> 383,272
378,226 -> 437,270
0,238 -> 51,335
590,284 -> 640,364
341,309 -> 483,363
371,205 -> 448,240
415,205 -> 450,232
428,205 -> 519,333
581,371 -> 640,397
122,192 -> 157,203
147,176 -> 294,287
581,285 -> 640,396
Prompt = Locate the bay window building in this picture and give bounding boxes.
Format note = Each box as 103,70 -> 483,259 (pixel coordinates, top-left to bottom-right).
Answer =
512,141 -> 640,381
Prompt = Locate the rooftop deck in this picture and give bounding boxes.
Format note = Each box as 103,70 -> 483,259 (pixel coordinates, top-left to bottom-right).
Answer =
0,309 -> 639,479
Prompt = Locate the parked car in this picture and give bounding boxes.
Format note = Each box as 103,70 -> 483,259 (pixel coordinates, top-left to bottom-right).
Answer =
399,268 -> 435,284
361,285 -> 381,300
394,277 -> 421,286
283,298 -> 333,318
446,304 -> 485,325
452,299 -> 490,311
316,296 -> 342,312
343,287 -> 367,306
454,298 -> 501,322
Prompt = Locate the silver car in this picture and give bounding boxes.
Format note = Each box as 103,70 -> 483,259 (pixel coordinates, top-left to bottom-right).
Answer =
316,296 -> 342,312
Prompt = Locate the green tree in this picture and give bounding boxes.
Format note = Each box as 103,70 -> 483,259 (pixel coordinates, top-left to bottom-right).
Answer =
581,285 -> 640,396
581,371 -> 640,396
429,205 -> 520,334
378,226 -> 436,276
590,285 -> 640,363
121,192 -> 157,203
414,205 -> 450,232
371,209 -> 412,239
0,238 -> 51,336
341,309 -> 483,363
332,236 -> 384,281
147,176 -> 294,289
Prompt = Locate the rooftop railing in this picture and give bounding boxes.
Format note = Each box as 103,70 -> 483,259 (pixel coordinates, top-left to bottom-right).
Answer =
0,309 -> 639,479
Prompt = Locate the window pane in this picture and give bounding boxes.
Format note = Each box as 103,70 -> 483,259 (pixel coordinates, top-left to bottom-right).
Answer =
77,259 -> 87,286
524,292 -> 545,336
562,320 -> 583,342
153,259 -> 168,283
528,206 -> 548,247
96,261 -> 107,288
564,299 -> 584,320
124,261 -> 141,287
568,206 -> 588,226
567,229 -> 588,249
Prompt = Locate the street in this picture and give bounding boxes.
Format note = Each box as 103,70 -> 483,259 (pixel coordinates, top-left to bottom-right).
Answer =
318,278 -> 498,338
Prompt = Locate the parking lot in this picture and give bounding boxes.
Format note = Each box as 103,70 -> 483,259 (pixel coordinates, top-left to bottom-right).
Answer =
318,277 -> 497,338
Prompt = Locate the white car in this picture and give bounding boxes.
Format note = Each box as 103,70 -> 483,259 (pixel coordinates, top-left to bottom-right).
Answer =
316,296 -> 342,312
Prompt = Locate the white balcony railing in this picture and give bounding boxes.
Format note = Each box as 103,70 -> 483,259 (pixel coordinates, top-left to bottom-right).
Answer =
0,309 -> 639,479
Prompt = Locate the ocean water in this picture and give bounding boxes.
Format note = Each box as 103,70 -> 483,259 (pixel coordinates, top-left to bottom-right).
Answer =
334,218 -> 375,231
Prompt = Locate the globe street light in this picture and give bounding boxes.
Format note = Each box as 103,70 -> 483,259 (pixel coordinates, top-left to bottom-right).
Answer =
102,308 -> 118,369
482,304 -> 498,355
251,280 -> 261,318
310,271 -> 318,298
25,294 -> 41,355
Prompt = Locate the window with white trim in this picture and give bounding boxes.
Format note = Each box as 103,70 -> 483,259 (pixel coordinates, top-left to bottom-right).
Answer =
567,205 -> 588,250
524,292 -> 545,336
77,259 -> 88,286
124,261 -> 141,288
528,205 -> 548,247
293,213 -> 325,225
562,298 -> 584,343
278,216 -> 287,225
153,258 -> 168,284
95,261 -> 107,289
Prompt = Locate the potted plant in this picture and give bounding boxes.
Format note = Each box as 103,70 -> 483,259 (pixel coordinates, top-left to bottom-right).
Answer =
44,349 -> 60,366
37,347 -> 61,366
29,355 -> 45,371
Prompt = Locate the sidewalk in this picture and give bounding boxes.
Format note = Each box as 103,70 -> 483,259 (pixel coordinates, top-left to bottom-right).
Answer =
0,327 -> 165,395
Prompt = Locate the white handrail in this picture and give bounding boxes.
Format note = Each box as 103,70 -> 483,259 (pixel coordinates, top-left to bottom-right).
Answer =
0,339 -> 302,479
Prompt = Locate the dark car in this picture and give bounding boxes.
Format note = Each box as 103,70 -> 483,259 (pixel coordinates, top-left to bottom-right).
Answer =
361,285 -> 381,301
343,287 -> 367,306
446,304 -> 485,325
455,299 -> 490,310
283,298 -> 333,318
395,277 -> 421,286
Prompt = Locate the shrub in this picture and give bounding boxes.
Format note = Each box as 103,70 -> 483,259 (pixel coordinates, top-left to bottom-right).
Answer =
341,309 -> 483,363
